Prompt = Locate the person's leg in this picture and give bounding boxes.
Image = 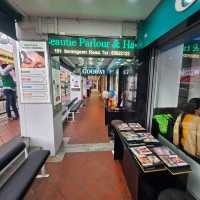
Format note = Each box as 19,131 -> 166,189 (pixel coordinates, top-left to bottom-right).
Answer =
10,90 -> 19,119
3,89 -> 12,118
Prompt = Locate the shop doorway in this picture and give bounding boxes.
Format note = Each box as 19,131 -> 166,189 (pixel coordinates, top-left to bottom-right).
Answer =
48,35 -> 138,144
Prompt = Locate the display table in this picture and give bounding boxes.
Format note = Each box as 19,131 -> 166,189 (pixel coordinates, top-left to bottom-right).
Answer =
105,107 -> 136,136
112,121 -> 192,200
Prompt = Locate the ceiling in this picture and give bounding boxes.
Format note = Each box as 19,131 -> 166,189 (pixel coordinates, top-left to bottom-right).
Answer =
7,0 -> 160,21
65,57 -> 112,68
61,56 -> 138,71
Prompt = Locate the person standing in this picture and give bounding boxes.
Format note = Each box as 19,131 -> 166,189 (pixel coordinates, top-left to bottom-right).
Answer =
0,63 -> 19,120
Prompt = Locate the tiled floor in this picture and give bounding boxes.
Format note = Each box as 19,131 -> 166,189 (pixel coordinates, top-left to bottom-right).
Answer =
25,152 -> 131,200
2,93 -> 132,200
0,118 -> 20,145
63,94 -> 109,144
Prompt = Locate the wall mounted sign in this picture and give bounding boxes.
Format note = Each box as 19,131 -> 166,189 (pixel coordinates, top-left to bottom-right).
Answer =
48,35 -> 136,58
51,58 -> 62,113
81,67 -> 107,76
17,41 -> 50,103
138,0 -> 200,48
183,42 -> 200,53
175,0 -> 197,12
71,74 -> 81,90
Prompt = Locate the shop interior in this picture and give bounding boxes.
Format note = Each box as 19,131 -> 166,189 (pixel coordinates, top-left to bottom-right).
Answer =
51,55 -> 140,124
0,32 -> 16,120
1,1 -> 200,199
1,32 -> 200,200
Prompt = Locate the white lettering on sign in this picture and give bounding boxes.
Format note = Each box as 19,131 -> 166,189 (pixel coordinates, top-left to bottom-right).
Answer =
175,0 -> 196,12
81,68 -> 106,75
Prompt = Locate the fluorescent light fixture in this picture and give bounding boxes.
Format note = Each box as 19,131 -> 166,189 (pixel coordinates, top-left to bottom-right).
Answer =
184,0 -> 194,3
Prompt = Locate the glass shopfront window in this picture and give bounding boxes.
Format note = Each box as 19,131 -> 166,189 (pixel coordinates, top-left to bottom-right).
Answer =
155,38 -> 200,109
155,44 -> 183,108
153,36 -> 200,162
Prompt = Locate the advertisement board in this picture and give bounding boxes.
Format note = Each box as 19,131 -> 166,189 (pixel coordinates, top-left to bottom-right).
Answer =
51,58 -> 62,110
71,74 -> 81,91
17,41 -> 50,103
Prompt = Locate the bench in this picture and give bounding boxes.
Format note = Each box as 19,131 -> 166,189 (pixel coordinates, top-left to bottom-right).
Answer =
68,100 -> 84,121
62,97 -> 78,122
0,138 -> 50,200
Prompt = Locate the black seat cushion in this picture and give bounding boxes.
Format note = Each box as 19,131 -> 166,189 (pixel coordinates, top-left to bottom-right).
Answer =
68,98 -> 78,110
70,103 -> 80,112
0,140 -> 26,171
0,150 -> 50,200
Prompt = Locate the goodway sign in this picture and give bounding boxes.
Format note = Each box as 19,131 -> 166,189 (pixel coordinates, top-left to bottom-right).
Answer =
81,68 -> 106,76
175,0 -> 197,12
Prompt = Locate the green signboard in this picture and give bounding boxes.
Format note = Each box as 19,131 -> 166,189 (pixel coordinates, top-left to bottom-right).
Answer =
183,42 -> 200,53
138,0 -> 200,48
48,35 -> 137,58
81,67 -> 107,76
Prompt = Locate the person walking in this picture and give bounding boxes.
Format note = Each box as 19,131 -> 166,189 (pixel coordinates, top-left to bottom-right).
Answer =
0,63 -> 19,120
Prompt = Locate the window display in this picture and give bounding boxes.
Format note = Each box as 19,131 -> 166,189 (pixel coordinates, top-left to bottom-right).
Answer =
0,32 -> 14,101
60,66 -> 70,103
51,58 -> 62,112
153,35 -> 200,162
123,65 -> 138,109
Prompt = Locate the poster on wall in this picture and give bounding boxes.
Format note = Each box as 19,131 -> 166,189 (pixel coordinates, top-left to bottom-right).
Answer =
51,58 -> 62,109
71,74 -> 81,91
17,41 -> 50,103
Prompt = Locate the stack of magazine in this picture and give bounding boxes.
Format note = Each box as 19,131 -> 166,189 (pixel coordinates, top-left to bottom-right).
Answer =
128,123 -> 146,132
130,146 -> 164,169
117,123 -> 132,131
151,146 -> 190,169
137,132 -> 160,146
121,131 -> 144,144
121,131 -> 160,146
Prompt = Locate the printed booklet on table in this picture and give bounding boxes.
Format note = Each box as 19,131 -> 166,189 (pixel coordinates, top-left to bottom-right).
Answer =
159,155 -> 189,168
151,146 -> 175,156
137,155 -> 163,168
128,123 -> 142,128
121,132 -> 143,143
118,123 -> 132,131
151,146 -> 189,169
130,146 -> 152,156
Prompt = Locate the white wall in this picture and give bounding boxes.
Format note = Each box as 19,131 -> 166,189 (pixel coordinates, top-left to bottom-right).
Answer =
53,111 -> 63,153
16,17 -> 137,40
155,44 -> 183,108
19,104 -> 56,153
14,40 -> 63,155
